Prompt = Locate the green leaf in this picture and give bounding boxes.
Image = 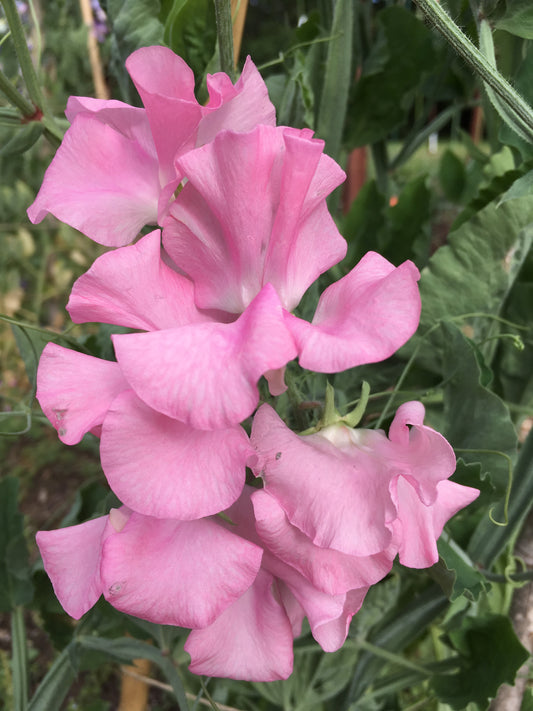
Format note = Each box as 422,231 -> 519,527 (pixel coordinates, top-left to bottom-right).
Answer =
521,687 -> 533,711
431,536 -> 490,602
431,614 -> 529,709
27,641 -> 78,711
440,323 -> 517,497
10,324 -> 63,389
163,0 -> 216,85
0,122 -> 43,157
0,477 -> 33,611
346,6 -> 436,147
439,148 -> 467,203
410,195 -> 533,371
316,0 -> 353,160
496,0 -> 533,39
499,167 -> 533,204
469,423 -> 533,568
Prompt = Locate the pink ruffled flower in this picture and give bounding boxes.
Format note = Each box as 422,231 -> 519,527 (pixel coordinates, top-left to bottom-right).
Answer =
36,506 -> 263,628
27,47 -> 276,247
250,402 -> 480,568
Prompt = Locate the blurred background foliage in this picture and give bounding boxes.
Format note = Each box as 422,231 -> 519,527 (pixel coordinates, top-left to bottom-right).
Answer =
1,0 -> 533,709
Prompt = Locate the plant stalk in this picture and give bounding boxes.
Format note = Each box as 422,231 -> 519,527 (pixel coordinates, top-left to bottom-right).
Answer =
213,0 -> 235,81
415,0 -> 533,140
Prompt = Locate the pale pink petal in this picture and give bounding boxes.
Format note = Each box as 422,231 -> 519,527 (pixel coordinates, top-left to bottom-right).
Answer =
251,405 -> 394,557
126,46 -> 201,187
185,570 -> 294,681
252,490 -> 395,595
36,343 -> 128,445
67,230 -> 208,330
391,477 -> 480,568
197,56 -> 276,144
65,96 -> 156,158
163,125 -> 346,314
113,284 -> 297,430
101,513 -> 262,628
384,401 -> 457,505
36,516 -> 108,619
100,391 -> 251,519
286,252 -> 421,372
27,114 -> 160,246
265,554 -> 366,653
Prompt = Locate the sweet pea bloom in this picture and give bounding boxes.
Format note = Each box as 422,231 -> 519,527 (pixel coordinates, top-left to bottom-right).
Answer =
27,47 -> 276,246
250,402 -> 480,568
37,125 -> 422,512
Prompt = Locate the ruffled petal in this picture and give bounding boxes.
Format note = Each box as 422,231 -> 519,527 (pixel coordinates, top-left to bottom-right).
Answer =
197,56 -> 276,143
36,515 -> 109,619
101,513 -> 262,628
67,230 -> 208,331
251,405 -> 394,557
391,477 -> 480,568
27,114 -> 160,246
100,391 -> 251,519
164,125 -> 346,314
385,401 -> 457,505
252,490 -> 394,595
286,252 -> 421,372
185,570 -> 294,681
36,343 -> 128,445
126,46 -> 201,187
113,284 -> 297,430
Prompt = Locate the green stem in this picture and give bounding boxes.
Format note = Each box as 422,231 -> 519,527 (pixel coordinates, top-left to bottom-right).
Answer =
0,0 -> 46,112
0,66 -> 35,116
11,606 -> 28,711
213,0 -> 235,81
415,0 -> 533,140
371,140 -> 389,195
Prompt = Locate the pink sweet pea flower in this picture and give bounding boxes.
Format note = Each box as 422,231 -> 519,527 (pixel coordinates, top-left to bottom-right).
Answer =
36,507 -> 263,627
27,47 -> 276,247
250,402 -> 480,568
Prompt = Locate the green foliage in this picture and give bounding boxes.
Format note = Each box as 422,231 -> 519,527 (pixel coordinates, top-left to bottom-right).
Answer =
431,614 -> 529,709
0,478 -> 33,611
495,0 -> 533,39
346,7 -> 436,147
163,0 -> 217,87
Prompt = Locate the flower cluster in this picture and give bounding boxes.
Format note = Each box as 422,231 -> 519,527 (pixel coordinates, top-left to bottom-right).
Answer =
31,47 -> 479,681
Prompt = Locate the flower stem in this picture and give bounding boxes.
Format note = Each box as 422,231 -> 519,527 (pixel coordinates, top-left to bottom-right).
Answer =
0,66 -> 35,116
213,0 -> 235,81
415,0 -> 533,140
0,0 -> 46,112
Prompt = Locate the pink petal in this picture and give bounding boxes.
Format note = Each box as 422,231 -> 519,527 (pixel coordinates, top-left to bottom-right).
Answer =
101,512 -> 262,628
36,515 -> 109,619
252,490 -> 395,595
163,125 -> 346,314
126,46 -> 201,187
264,554 -> 367,653
67,230 -> 208,331
197,56 -> 276,144
391,477 -> 480,568
27,114 -> 160,246
113,284 -> 297,430
65,96 -> 156,158
385,401 -> 457,505
251,405 -> 394,556
185,569 -> 294,681
100,391 -> 251,519
36,343 -> 129,445
286,252 -> 421,372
